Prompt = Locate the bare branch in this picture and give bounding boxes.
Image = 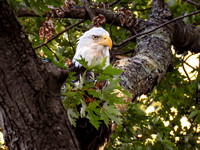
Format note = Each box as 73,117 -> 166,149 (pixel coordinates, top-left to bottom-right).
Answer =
17,7 -> 145,34
67,31 -> 76,53
182,0 -> 200,8
123,0 -> 134,9
181,58 -> 196,70
182,56 -> 191,84
45,45 -> 59,61
109,0 -> 120,7
18,1 -> 200,54
34,19 -> 85,49
133,7 -> 151,11
114,9 -> 200,49
116,49 -> 135,55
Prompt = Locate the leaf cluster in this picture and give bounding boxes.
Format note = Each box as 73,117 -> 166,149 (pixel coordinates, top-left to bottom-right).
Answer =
106,54 -> 200,150
62,57 -> 131,129
4,0 -> 200,149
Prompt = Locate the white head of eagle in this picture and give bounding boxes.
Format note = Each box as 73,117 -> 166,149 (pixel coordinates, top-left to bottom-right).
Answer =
72,27 -> 112,68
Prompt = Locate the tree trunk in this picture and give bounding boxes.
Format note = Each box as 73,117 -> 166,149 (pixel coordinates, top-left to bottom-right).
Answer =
1,0 -> 200,149
0,0 -> 79,149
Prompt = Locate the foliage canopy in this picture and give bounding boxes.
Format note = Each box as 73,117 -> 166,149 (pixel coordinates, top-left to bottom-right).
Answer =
1,0 -> 200,149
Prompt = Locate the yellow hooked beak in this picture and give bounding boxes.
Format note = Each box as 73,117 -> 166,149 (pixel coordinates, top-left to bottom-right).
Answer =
97,35 -> 112,50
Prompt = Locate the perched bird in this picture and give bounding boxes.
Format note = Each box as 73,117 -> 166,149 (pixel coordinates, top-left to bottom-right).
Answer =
69,27 -> 112,78
69,27 -> 113,150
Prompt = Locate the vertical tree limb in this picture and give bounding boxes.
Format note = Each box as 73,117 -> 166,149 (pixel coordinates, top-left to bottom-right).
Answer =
0,0 -> 80,149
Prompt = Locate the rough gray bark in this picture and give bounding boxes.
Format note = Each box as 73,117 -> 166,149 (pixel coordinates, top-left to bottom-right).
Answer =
17,6 -> 146,34
115,1 -> 200,97
17,2 -> 200,54
0,0 -> 80,149
173,20 -> 200,54
117,0 -> 174,98
118,27 -> 173,98
0,0 -> 200,149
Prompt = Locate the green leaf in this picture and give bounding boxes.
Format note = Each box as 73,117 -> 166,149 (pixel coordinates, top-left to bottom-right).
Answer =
77,56 -> 90,70
86,89 -> 102,99
102,103 -> 122,125
104,104 -> 121,116
103,65 -> 124,76
109,114 -> 122,125
188,109 -> 199,119
101,108 -> 110,127
87,109 -> 101,129
80,100 -> 87,117
87,102 -> 101,116
24,0 -> 31,7
67,108 -> 79,127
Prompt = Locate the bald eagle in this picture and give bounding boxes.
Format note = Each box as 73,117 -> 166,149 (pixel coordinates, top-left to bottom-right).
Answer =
69,27 -> 112,78
69,27 -> 113,150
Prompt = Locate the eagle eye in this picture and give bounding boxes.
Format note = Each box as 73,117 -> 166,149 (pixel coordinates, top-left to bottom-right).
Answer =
92,35 -> 99,40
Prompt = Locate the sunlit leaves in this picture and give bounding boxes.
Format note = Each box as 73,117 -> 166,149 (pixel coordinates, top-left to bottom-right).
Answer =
62,57 -> 129,129
7,0 -> 200,149
87,102 -> 101,129
106,52 -> 200,149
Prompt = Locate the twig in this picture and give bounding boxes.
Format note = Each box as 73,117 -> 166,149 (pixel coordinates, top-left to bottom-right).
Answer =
34,19 -> 85,49
109,13 -> 120,39
111,39 -> 133,60
196,58 -> 200,104
122,124 -> 139,140
123,0 -> 134,9
182,56 -> 191,84
67,31 -> 76,53
133,7 -> 151,11
180,58 -> 195,70
114,9 -> 200,47
182,62 -> 191,84
114,40 -> 131,51
190,71 -> 198,79
116,49 -> 135,55
109,0 -> 121,7
57,19 -> 68,28
183,0 -> 200,8
184,53 -> 194,62
45,45 -> 59,61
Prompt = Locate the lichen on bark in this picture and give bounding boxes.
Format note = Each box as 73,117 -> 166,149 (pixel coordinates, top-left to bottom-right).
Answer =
118,20 -> 173,99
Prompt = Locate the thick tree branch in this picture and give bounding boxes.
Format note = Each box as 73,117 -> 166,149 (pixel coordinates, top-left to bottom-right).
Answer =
17,6 -> 146,34
114,9 -> 200,54
0,0 -> 79,149
173,20 -> 200,54
18,4 -> 200,54
81,0 -> 96,20
116,0 -> 174,98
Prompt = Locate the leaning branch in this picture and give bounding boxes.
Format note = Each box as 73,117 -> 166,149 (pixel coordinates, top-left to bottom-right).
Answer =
182,0 -> 200,8
34,19 -> 85,49
109,0 -> 121,7
17,6 -> 145,33
114,9 -> 200,54
19,3 -> 200,54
